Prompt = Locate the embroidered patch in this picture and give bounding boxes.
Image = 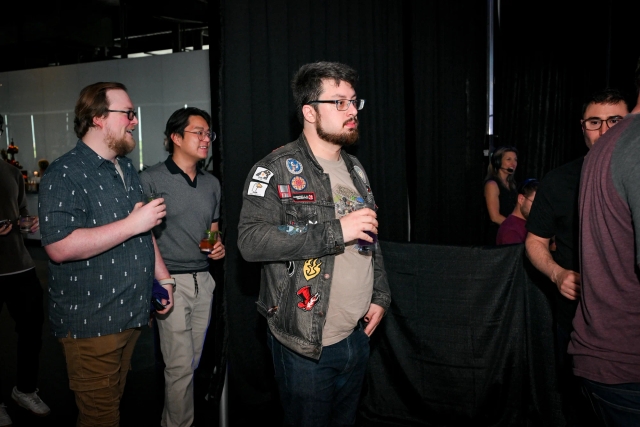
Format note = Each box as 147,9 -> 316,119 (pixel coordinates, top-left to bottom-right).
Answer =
292,192 -> 316,202
247,181 -> 268,197
286,261 -> 295,277
286,158 -> 303,175
303,258 -> 322,281
353,165 -> 366,183
297,285 -> 320,311
277,184 -> 292,199
290,175 -> 307,191
252,167 -> 274,183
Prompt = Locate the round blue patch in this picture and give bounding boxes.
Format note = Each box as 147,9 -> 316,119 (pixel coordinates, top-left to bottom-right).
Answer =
286,158 -> 303,175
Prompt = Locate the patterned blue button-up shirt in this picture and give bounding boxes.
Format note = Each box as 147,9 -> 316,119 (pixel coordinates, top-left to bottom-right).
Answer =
39,140 -> 155,338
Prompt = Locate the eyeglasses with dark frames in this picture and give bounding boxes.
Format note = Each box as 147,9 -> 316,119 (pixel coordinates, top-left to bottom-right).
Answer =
107,109 -> 137,120
184,130 -> 216,141
308,99 -> 365,111
581,115 -> 624,131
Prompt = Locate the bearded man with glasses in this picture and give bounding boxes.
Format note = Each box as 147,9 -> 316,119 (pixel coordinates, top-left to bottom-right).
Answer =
39,81 -> 173,427
238,61 -> 391,427
525,88 -> 629,426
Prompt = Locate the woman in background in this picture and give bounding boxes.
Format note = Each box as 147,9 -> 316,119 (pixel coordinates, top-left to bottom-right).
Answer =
484,146 -> 518,245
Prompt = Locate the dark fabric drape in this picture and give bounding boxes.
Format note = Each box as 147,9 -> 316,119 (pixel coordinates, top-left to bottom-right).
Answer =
358,242 -> 564,426
405,1 -> 487,245
216,0 -> 640,424
221,1 -> 412,423
495,0 -> 640,184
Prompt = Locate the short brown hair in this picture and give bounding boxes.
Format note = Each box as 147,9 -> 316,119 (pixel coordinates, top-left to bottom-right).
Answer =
291,62 -> 358,125
74,82 -> 128,138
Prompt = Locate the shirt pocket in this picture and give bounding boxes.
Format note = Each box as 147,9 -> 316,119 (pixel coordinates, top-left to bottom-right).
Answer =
284,203 -> 319,226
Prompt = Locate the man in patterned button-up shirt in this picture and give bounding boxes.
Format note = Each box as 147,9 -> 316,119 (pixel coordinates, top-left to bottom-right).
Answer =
39,82 -> 174,427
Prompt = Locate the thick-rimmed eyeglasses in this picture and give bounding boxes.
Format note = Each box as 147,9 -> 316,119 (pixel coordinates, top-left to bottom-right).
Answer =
107,109 -> 137,120
308,99 -> 365,111
581,115 -> 624,131
184,130 -> 216,141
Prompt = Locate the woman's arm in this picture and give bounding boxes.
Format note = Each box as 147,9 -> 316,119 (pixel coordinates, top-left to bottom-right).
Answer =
484,180 -> 507,225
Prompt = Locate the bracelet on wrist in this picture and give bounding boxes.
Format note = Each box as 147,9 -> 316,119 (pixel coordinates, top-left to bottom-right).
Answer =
158,277 -> 176,291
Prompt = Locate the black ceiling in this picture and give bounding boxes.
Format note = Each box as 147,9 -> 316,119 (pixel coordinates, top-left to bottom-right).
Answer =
0,0 -> 212,73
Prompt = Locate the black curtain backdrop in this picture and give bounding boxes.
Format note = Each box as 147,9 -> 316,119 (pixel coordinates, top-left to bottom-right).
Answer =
212,0 -> 640,424
495,0 -> 640,185
358,242 -> 563,426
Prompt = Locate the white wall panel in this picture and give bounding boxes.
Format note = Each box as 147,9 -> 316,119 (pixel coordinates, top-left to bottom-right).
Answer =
0,50 -> 211,180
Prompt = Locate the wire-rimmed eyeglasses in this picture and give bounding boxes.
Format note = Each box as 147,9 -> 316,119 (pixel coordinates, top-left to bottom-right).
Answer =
184,130 -> 216,141
581,115 -> 624,131
308,99 -> 365,111
107,109 -> 137,121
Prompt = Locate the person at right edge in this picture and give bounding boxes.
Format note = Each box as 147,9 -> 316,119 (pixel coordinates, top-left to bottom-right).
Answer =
237,61 -> 391,427
525,88 -> 629,426
567,59 -> 640,426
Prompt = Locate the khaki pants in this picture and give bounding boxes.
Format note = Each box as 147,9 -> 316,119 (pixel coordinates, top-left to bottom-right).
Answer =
156,271 -> 215,427
59,327 -> 142,427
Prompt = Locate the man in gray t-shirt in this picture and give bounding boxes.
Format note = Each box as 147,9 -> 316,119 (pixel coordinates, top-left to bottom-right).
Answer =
140,107 -> 224,427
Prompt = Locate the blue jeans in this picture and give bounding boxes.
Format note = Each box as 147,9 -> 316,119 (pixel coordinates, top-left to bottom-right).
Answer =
581,378 -> 640,427
267,325 -> 370,427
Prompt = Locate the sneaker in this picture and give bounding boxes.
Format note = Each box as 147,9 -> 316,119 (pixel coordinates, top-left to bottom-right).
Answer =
0,403 -> 12,427
11,387 -> 50,417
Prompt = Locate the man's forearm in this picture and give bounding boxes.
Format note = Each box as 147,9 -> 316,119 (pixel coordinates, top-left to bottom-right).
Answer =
525,233 -> 560,281
44,217 -> 138,263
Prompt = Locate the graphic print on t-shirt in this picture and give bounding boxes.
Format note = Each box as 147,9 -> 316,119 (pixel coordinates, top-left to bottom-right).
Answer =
333,184 -> 365,218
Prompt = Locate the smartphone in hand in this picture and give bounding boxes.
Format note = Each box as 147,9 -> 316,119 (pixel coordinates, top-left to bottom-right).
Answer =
151,297 -> 166,311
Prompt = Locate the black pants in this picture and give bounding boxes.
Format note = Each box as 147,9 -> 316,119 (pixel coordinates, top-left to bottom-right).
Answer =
0,268 -> 44,393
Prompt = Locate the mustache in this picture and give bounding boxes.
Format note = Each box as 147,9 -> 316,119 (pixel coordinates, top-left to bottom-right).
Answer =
344,117 -> 358,126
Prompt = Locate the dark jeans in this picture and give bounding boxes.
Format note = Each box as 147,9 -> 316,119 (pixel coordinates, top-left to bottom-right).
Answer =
581,378 -> 640,427
0,268 -> 45,394
267,325 -> 370,427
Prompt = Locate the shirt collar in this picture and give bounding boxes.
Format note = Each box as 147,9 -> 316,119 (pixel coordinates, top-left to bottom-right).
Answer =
165,155 -> 203,187
74,139 -> 130,169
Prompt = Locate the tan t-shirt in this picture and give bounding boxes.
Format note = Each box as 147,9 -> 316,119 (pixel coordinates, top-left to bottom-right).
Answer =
316,155 -> 373,346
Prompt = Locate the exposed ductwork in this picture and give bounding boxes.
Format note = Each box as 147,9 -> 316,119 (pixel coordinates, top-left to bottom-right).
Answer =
0,0 -> 210,72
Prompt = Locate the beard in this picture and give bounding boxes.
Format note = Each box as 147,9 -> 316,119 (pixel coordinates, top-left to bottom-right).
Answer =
316,115 -> 359,147
105,127 -> 135,157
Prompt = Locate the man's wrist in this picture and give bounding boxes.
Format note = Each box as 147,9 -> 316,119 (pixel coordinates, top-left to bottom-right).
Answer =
158,277 -> 176,291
